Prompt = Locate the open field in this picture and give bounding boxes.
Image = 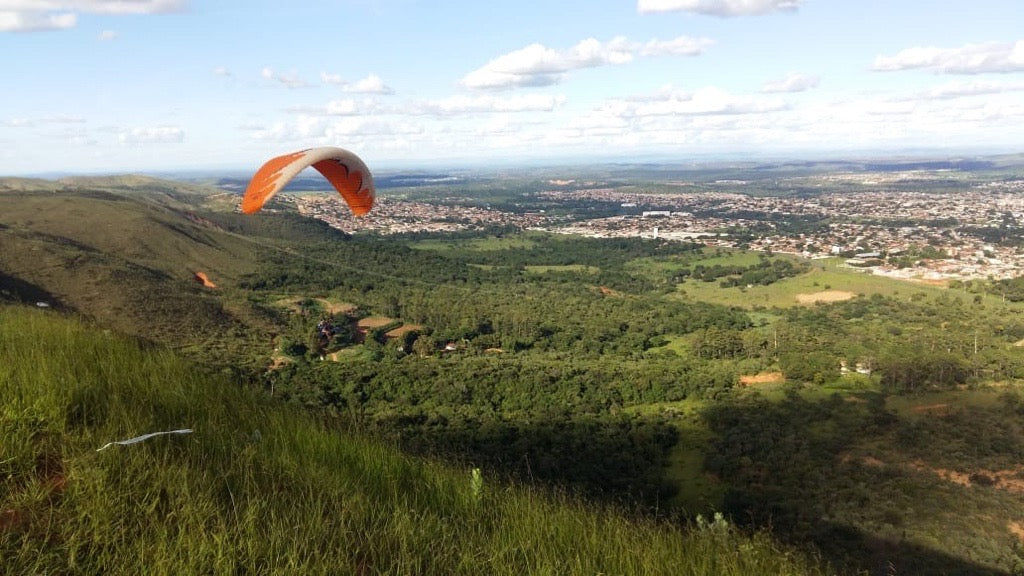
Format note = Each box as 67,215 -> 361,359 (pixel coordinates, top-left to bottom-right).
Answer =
411,235 -> 540,252
525,264 -> 600,274
674,258 -> 965,309
272,296 -> 357,315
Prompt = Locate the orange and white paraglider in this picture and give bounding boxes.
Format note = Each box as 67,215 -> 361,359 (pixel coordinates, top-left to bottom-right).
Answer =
241,147 -> 375,216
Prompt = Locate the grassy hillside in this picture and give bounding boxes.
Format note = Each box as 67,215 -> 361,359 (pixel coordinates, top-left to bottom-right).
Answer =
0,181 -> 335,368
0,306 -> 826,575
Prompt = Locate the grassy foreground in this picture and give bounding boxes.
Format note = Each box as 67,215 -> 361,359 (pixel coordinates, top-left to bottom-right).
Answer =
0,307 -> 827,575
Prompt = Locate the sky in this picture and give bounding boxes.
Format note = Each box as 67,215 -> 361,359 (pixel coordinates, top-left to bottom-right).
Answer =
1,0 -> 1022,175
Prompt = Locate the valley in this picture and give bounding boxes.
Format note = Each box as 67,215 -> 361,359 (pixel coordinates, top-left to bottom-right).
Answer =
4,157 -> 1024,574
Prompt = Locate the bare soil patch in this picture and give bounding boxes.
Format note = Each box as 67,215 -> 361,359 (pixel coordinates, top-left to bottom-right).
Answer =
911,278 -> 949,287
795,290 -> 855,304
317,299 -> 356,314
840,453 -> 1024,494
193,271 -> 217,288
357,317 -> 397,329
385,324 -> 422,338
1008,521 -> 1024,543
910,403 -> 951,415
908,460 -> 1024,493
739,371 -> 784,386
272,297 -> 356,315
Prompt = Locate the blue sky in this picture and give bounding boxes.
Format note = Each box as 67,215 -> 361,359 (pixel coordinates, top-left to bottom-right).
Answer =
1,0 -> 1022,175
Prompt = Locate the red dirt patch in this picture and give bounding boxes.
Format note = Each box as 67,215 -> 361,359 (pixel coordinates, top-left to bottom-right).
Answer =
193,271 -> 217,288
739,372 -> 784,386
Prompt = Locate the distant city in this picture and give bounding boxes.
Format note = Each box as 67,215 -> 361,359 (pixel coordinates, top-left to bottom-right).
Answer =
247,167 -> 1024,284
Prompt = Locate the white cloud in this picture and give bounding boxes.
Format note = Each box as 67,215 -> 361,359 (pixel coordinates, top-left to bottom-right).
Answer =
0,0 -> 184,32
118,126 -> 184,144
462,38 -> 632,90
212,66 -> 231,77
761,72 -> 819,93
321,72 -> 394,94
0,1 -> 184,14
412,94 -> 566,115
342,74 -> 393,95
462,35 -> 708,90
324,98 -> 386,115
325,118 -> 423,139
97,28 -> 114,40
873,40 -> 1024,74
640,36 -> 713,56
320,71 -> 343,85
621,86 -> 789,116
260,67 -> 310,89
324,99 -> 360,116
248,115 -> 326,143
903,80 -> 1024,100
3,114 -> 85,126
3,117 -> 35,127
637,0 -> 802,17
0,9 -> 74,31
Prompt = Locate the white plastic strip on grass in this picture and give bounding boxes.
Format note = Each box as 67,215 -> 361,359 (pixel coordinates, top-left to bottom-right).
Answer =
97,429 -> 193,451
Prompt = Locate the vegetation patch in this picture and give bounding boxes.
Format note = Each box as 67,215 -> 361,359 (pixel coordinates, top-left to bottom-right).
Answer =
0,306 -> 826,576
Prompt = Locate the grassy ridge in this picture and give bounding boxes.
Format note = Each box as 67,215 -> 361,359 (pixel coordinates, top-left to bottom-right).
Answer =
0,186 -> 325,368
0,307 -> 826,575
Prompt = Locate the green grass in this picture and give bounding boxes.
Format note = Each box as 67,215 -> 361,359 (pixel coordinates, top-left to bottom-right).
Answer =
625,250 -> 769,282
524,264 -> 600,274
621,399 -> 728,515
675,258 -> 961,309
0,306 -> 828,575
412,235 -> 540,253
885,387 -> 1014,419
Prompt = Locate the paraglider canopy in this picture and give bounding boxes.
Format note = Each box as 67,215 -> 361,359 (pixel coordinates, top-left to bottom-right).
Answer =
241,147 -> 375,216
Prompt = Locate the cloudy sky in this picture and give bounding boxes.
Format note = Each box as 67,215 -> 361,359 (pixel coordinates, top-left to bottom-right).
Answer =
1,0 -> 1022,174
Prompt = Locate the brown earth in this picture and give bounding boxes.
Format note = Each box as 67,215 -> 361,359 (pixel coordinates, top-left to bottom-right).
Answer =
842,452 -> 1024,495
1008,521 -> 1024,543
795,290 -> 855,304
357,316 -> 397,329
193,271 -> 217,288
739,371 -> 784,386
910,403 -> 951,415
385,324 -> 422,338
317,299 -> 356,314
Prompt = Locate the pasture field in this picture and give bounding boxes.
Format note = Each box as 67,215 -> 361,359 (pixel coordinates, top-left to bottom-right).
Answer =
885,386 -> 1019,418
524,264 -> 600,274
625,250 -> 769,279
673,258 -> 960,309
411,234 -> 540,252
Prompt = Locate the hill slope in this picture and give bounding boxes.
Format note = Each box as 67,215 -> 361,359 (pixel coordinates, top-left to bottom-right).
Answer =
0,180 -> 329,366
0,306 -> 826,575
